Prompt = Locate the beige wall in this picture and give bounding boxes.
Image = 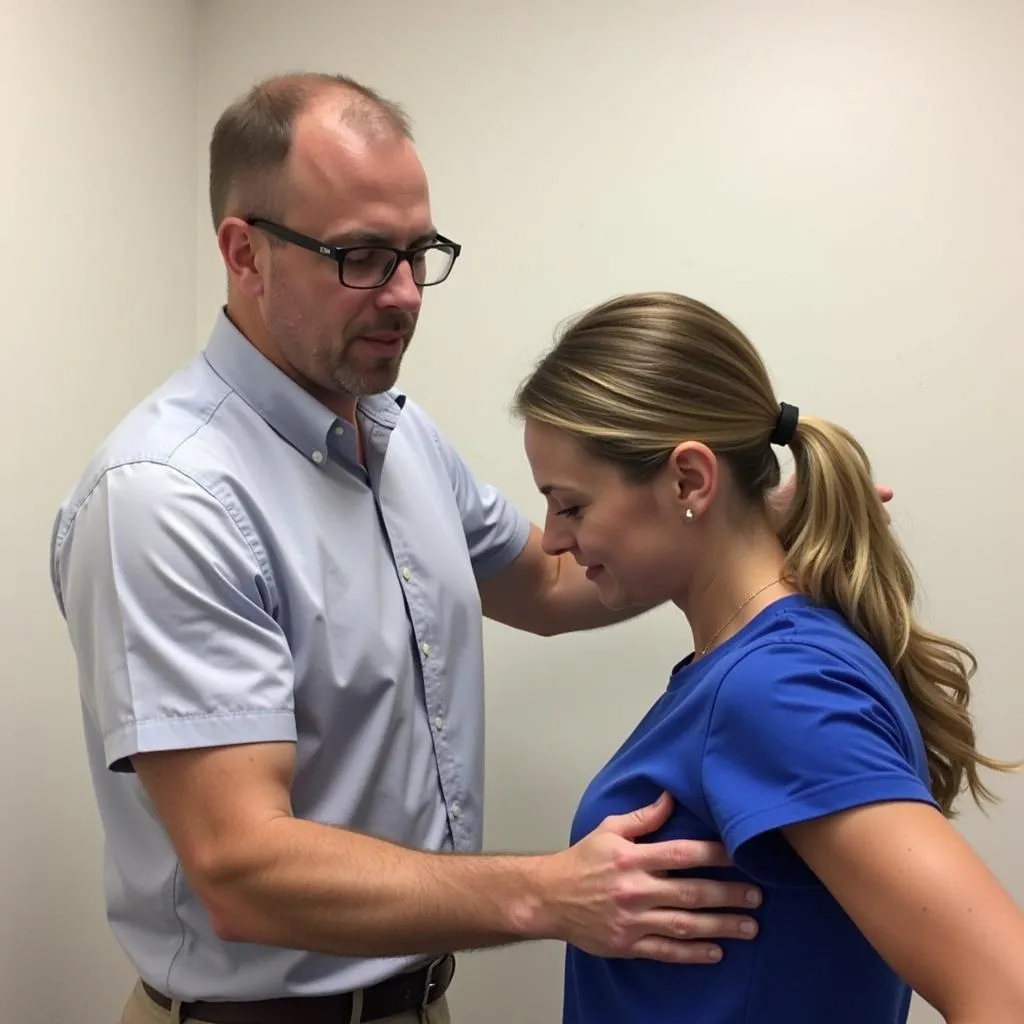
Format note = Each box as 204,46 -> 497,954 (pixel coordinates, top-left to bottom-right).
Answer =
5,1 -> 1023,1022
1,1 -> 198,1021
195,4 -> 1024,1023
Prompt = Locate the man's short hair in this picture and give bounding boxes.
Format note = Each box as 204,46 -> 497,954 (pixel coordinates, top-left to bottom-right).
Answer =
208,72 -> 413,230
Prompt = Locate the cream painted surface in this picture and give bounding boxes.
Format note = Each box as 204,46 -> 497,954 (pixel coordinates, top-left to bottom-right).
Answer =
4,2 -> 1020,1022
1,1 -> 198,1021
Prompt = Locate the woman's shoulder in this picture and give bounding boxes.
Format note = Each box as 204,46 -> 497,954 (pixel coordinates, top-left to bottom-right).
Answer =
717,595 -> 904,705
746,595 -> 887,663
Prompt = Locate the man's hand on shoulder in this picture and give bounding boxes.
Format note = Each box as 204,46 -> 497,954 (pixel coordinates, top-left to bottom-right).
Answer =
768,474 -> 894,526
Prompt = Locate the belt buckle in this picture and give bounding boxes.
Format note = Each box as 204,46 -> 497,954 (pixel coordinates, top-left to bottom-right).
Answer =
419,955 -> 447,1011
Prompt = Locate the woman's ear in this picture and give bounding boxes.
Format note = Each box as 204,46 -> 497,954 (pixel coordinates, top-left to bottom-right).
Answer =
667,441 -> 717,521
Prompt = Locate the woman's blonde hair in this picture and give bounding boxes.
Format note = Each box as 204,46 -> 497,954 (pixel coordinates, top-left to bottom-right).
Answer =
513,291 -> 1017,816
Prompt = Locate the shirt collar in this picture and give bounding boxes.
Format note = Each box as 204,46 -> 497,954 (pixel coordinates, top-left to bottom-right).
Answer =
202,308 -> 405,464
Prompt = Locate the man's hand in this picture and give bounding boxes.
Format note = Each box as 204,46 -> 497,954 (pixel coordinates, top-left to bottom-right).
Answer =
534,792 -> 761,963
768,475 -> 894,526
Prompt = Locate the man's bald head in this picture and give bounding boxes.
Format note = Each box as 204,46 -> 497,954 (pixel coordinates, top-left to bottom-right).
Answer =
208,72 -> 413,230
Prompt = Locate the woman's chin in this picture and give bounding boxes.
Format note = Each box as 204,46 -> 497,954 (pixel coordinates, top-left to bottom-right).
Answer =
599,579 -> 664,612
596,579 -> 630,611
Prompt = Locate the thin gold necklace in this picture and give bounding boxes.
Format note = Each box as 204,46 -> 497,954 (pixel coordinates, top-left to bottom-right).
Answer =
699,576 -> 784,657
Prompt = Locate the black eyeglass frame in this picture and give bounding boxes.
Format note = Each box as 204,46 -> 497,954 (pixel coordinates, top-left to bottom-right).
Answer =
244,216 -> 462,289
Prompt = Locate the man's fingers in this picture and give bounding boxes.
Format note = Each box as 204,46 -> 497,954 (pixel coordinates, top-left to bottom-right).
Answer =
630,837 -> 738,874
603,791 -> 674,841
609,910 -> 759,964
629,937 -> 725,964
875,483 -> 893,523
648,877 -> 763,912
643,907 -> 759,942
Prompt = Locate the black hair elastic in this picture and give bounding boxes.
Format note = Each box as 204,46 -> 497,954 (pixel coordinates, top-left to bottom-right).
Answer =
770,402 -> 799,447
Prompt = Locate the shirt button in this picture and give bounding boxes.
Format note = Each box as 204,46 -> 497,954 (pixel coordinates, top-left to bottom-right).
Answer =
451,802 -> 461,819
402,567 -> 412,581
311,450 -> 325,464
333,425 -> 345,435
434,716 -> 445,731
422,643 -> 431,656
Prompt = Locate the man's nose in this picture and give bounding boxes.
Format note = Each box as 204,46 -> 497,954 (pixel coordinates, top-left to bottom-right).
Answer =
377,260 -> 422,312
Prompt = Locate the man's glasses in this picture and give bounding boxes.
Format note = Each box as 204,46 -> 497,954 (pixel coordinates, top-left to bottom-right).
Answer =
245,217 -> 462,289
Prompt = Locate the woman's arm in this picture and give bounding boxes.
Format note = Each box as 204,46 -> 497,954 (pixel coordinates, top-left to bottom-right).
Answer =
784,801 -> 1024,1023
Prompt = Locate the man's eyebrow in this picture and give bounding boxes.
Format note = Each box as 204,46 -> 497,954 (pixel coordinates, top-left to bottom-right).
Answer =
325,229 -> 439,248
539,484 -> 570,497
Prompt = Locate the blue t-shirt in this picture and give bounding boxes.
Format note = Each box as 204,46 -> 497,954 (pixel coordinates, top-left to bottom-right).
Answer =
564,595 -> 938,1024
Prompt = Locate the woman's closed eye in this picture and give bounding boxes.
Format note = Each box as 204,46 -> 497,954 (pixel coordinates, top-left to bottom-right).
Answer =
556,505 -> 583,519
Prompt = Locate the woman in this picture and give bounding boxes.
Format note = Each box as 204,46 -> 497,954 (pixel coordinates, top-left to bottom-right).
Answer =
513,292 -> 1024,1023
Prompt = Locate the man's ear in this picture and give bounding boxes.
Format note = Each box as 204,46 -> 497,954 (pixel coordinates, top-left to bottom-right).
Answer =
218,218 -> 266,299
667,441 -> 717,521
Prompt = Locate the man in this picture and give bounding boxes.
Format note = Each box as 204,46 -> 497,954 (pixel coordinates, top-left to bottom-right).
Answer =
52,72 -> 833,1024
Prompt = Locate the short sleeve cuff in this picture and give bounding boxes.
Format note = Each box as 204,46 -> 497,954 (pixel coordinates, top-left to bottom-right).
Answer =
105,709 -> 298,772
722,772 -> 938,886
471,507 -> 531,582
724,772 -> 938,851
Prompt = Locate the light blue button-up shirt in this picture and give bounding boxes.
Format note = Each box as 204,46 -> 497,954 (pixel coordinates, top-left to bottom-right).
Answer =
49,310 -> 530,1001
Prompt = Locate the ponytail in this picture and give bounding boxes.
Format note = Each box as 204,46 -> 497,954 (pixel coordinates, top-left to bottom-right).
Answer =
780,416 -> 1020,815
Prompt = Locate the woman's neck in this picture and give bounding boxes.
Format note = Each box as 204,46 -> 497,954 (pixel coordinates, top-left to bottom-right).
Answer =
677,515 -> 797,659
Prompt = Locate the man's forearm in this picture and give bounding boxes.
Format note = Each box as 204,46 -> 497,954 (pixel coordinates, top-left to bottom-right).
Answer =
544,554 -> 659,634
204,816 -> 552,957
479,526 -> 661,636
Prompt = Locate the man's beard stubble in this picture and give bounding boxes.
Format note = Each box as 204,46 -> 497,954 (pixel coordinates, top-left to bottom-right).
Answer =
265,286 -> 415,400
331,311 -> 416,397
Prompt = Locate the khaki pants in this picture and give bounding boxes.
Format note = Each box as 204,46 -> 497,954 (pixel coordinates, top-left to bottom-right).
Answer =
120,979 -> 452,1024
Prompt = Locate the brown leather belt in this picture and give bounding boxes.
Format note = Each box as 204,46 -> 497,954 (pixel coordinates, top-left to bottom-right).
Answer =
142,954 -> 455,1023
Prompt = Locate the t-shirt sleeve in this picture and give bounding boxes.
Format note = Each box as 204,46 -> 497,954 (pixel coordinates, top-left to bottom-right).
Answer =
701,641 -> 938,885
52,460 -> 297,772
427,417 -> 530,581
